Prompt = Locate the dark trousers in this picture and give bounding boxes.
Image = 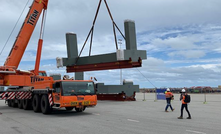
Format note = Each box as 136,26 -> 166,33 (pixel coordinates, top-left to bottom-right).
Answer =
165,98 -> 173,111
180,104 -> 191,117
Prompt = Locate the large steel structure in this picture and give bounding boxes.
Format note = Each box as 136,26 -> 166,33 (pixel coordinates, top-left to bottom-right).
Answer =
57,20 -> 146,101
58,20 -> 146,72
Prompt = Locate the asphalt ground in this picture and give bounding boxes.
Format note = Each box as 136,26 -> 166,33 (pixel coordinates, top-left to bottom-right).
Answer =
0,93 -> 221,134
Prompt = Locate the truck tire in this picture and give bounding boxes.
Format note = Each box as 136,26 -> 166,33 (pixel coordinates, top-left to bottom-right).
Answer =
75,107 -> 86,112
65,107 -> 74,111
23,99 -> 31,110
18,100 -> 23,109
32,94 -> 41,112
41,95 -> 52,114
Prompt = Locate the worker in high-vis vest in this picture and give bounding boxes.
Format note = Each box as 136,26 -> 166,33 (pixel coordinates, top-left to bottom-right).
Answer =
165,88 -> 174,112
178,89 -> 191,119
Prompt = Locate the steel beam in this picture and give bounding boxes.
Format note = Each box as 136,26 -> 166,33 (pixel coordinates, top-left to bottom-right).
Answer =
58,20 -> 147,72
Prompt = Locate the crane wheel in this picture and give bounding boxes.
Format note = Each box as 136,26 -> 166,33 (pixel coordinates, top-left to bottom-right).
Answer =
18,100 -> 23,109
8,100 -> 12,107
65,107 -> 74,111
11,99 -> 17,108
23,99 -> 31,110
32,94 -> 41,112
41,95 -> 52,114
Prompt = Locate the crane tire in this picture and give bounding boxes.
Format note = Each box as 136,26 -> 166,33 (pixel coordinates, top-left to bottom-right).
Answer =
8,100 -> 12,107
23,99 -> 31,110
18,100 -> 23,109
41,95 -> 52,114
32,94 -> 41,112
11,99 -> 17,108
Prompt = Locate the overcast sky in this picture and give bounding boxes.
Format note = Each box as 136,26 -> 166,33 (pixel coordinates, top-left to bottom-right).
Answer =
0,0 -> 221,88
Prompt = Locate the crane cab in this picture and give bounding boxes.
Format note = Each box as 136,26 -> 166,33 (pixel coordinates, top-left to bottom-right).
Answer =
52,80 -> 97,111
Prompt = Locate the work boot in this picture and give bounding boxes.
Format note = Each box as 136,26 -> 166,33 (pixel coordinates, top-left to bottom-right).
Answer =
186,117 -> 191,119
177,116 -> 183,119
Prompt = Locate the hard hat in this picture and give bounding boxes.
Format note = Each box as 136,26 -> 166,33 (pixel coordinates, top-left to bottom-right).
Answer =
166,88 -> 170,92
181,89 -> 186,93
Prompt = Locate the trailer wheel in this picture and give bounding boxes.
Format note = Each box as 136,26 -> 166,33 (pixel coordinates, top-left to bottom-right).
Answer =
18,100 -> 23,109
75,107 -> 86,112
41,95 -> 52,114
23,99 -> 31,110
11,99 -> 17,108
65,107 -> 74,111
32,95 -> 41,112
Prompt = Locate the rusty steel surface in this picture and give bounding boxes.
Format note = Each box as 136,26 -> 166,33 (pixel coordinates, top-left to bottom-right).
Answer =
66,60 -> 141,72
97,92 -> 136,101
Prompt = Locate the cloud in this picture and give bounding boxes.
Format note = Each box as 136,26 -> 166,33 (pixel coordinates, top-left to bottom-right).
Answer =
152,36 -> 197,50
1,0 -> 221,88
168,50 -> 205,59
190,64 -> 221,73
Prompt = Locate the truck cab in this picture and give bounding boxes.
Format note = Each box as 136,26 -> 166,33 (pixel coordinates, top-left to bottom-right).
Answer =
53,80 -> 97,112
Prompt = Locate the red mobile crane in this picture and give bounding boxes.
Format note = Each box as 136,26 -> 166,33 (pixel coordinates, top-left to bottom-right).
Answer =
0,0 -> 97,114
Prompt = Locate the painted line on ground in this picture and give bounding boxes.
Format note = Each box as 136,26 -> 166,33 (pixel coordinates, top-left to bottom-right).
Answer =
93,113 -> 100,115
127,119 -> 140,123
186,130 -> 206,134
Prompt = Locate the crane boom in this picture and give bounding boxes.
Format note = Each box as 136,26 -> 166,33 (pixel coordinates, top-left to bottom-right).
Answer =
4,0 -> 48,69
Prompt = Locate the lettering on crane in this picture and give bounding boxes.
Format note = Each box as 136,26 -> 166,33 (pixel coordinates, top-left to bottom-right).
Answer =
27,10 -> 39,25
31,76 -> 44,83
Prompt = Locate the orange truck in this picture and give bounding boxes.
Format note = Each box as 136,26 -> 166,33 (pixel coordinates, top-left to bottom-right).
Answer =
0,0 -> 97,114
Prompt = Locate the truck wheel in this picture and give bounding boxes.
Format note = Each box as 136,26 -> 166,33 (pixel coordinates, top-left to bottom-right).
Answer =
65,107 -> 74,111
18,100 -> 23,109
23,99 -> 31,110
75,107 -> 86,112
8,100 -> 12,107
32,95 -> 41,112
11,99 -> 17,108
41,95 -> 52,114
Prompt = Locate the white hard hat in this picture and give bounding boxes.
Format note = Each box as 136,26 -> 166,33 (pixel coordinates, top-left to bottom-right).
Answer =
167,88 -> 170,91
181,89 -> 186,92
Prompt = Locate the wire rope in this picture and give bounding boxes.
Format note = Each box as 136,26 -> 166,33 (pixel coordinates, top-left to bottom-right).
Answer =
0,0 -> 30,56
136,68 -> 157,88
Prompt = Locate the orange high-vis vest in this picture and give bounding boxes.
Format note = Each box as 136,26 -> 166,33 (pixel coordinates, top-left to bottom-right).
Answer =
165,92 -> 173,98
182,95 -> 187,104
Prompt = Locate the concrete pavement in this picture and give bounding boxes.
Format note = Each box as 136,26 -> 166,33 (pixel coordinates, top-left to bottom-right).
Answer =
0,93 -> 220,134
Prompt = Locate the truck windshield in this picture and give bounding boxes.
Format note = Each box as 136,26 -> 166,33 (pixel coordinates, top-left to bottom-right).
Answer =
61,81 -> 95,96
